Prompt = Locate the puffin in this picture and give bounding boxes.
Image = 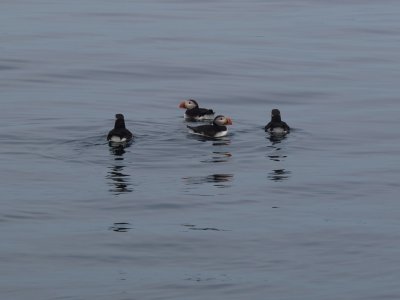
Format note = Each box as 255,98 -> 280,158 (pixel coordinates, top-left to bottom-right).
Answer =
179,99 -> 215,121
107,114 -> 133,145
264,109 -> 290,134
187,115 -> 233,138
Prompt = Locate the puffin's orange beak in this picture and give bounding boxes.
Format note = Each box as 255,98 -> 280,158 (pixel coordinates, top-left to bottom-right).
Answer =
225,117 -> 233,125
179,101 -> 186,109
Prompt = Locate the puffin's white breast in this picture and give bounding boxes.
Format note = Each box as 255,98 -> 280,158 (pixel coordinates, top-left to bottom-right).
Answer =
213,129 -> 228,137
187,128 -> 228,138
269,128 -> 287,134
110,136 -> 127,143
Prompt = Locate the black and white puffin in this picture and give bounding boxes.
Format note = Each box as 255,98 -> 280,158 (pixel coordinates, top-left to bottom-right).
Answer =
264,109 -> 290,134
179,99 -> 215,121
107,114 -> 133,145
187,115 -> 233,138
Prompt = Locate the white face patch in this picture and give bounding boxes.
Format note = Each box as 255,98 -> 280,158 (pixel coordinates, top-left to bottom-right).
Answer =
185,101 -> 197,110
214,117 -> 226,126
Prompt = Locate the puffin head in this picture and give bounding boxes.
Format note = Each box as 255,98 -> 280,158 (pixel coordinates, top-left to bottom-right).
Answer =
271,109 -> 282,121
114,113 -> 126,129
213,115 -> 233,126
271,109 -> 281,117
179,99 -> 199,110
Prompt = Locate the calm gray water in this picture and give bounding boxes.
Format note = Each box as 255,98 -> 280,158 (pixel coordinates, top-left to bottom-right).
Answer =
1,0 -> 400,299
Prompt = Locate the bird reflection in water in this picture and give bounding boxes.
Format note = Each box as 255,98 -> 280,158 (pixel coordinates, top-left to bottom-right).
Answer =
185,136 -> 233,186
183,173 -> 234,188
187,134 -> 232,163
266,133 -> 291,181
200,139 -> 232,163
107,145 -> 132,195
268,169 -> 291,181
267,147 -> 287,162
109,144 -> 126,157
208,151 -> 232,163
266,133 -> 287,162
267,132 -> 287,145
212,139 -> 230,146
109,222 -> 132,232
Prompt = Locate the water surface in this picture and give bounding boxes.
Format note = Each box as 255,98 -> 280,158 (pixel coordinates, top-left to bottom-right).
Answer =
1,1 -> 400,299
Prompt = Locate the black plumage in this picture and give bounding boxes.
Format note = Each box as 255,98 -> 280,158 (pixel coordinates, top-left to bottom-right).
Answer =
185,106 -> 215,119
107,114 -> 133,142
264,109 -> 290,133
179,99 -> 214,121
187,115 -> 232,138
187,123 -> 227,137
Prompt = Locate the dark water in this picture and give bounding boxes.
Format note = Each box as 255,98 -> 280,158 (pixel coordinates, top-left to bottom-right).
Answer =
1,0 -> 400,299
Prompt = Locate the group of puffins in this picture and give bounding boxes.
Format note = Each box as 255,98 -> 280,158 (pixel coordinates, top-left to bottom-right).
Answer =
107,99 -> 290,145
